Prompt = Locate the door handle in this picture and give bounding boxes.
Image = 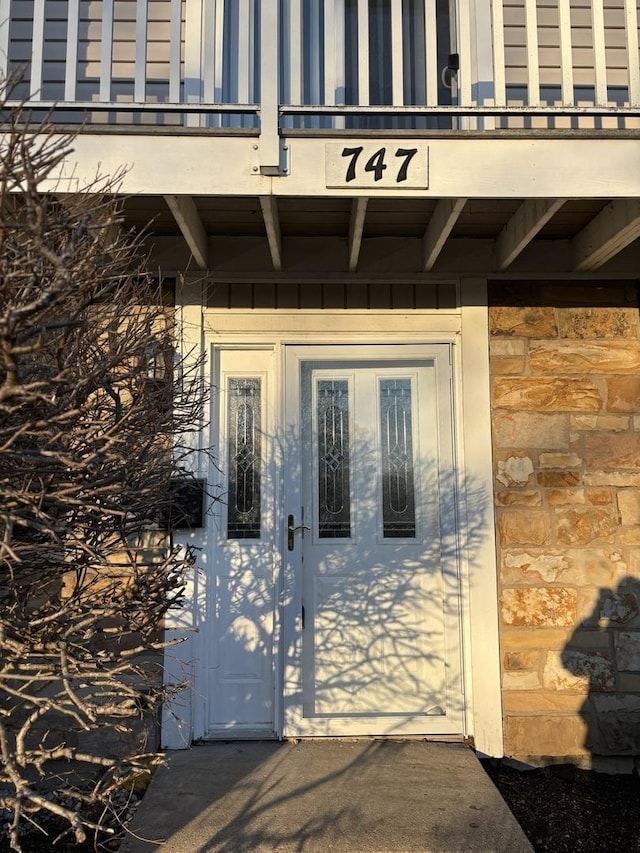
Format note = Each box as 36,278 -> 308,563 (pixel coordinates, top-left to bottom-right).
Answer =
287,514 -> 310,551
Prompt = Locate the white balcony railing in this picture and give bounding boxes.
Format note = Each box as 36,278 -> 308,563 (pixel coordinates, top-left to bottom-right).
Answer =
1,0 -> 639,134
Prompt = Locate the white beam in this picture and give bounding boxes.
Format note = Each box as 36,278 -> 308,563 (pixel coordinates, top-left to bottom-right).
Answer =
495,198 -> 566,270
422,198 -> 467,271
259,196 -> 282,272
348,197 -> 368,272
572,200 -> 640,271
164,195 -> 209,270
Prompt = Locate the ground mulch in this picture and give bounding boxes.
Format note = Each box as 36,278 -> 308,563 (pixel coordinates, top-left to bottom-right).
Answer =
482,759 -> 640,853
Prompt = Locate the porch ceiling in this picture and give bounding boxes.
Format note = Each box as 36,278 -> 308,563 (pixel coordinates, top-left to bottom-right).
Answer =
124,194 -> 640,278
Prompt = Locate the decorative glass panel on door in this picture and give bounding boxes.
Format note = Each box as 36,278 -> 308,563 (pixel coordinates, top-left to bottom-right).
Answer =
227,378 -> 261,539
317,379 -> 351,538
379,378 -> 416,538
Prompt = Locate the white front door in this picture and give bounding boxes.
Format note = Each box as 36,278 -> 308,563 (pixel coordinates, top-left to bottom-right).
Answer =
284,345 -> 465,737
206,344 -> 465,738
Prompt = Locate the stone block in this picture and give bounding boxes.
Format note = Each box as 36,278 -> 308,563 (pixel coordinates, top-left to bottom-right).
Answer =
547,488 -> 585,506
491,339 -> 527,357
537,470 -> 581,487
539,452 -> 583,468
620,527 -> 640,545
560,551 -> 619,586
502,670 -> 542,690
554,507 -> 618,545
498,510 -> 550,545
557,307 -> 639,339
504,715 -> 588,757
544,649 -> 615,692
504,650 -> 540,670
569,629 -> 613,650
585,433 -> 640,470
495,490 -> 542,507
502,551 -> 568,583
618,672 -> 640,691
501,587 -> 577,627
584,694 -> 640,754
584,471 -> 640,487
585,488 -> 613,505
626,550 -> 640,578
502,691 -> 585,714
617,490 -> 640,525
599,590 -> 639,624
500,628 -> 569,650
492,378 -> 601,412
490,306 -> 557,338
595,415 -> 630,431
529,341 -> 640,375
496,455 -> 534,486
614,632 -> 640,670
491,356 -> 527,375
491,340 -> 527,374
606,377 -> 640,413
493,412 -> 570,450
571,415 -> 598,430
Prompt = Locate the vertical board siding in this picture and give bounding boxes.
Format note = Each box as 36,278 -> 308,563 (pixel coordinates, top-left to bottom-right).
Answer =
206,281 -> 459,311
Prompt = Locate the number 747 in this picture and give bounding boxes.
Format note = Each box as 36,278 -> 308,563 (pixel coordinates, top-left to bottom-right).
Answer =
342,146 -> 418,183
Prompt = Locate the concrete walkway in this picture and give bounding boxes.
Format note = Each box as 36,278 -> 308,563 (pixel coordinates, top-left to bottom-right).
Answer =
119,741 -> 533,853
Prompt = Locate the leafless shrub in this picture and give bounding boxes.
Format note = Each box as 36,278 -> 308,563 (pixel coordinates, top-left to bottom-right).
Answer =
0,93 -> 205,850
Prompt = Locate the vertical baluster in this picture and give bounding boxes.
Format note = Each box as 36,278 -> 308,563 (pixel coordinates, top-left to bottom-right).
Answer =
391,0 -> 403,105
591,0 -> 607,105
624,0 -> 640,105
523,0 -> 540,106
0,0 -> 9,84
287,0 -> 303,111
237,0 -> 250,124
184,0 -> 203,124
325,0 -> 346,128
260,0 -> 279,156
471,0 -> 496,127
334,0 -> 346,126
424,0 -> 438,106
30,0 -> 45,99
325,0 -> 337,106
135,0 -> 148,103
306,0 -> 320,128
100,0 -> 115,102
457,0 -> 473,126
357,0 -> 369,105
214,0 -> 225,124
202,0 -> 216,104
491,0 -> 506,108
169,0 -> 182,103
64,0 -> 80,101
558,0 -> 574,105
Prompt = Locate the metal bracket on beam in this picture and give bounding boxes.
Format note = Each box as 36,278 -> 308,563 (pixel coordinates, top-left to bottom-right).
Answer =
251,142 -> 289,177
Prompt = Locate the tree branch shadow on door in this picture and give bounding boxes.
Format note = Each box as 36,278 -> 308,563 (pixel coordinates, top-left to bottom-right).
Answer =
156,439 -> 494,850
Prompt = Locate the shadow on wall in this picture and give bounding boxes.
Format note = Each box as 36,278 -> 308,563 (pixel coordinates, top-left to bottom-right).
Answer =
562,578 -> 640,761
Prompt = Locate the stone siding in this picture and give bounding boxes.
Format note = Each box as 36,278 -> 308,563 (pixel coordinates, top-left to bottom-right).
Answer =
489,282 -> 640,768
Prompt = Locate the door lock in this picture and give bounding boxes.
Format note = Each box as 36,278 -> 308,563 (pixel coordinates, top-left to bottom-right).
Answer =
287,514 -> 310,550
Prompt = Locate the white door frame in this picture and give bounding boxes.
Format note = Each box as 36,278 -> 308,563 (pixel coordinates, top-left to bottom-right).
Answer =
162,278 -> 503,757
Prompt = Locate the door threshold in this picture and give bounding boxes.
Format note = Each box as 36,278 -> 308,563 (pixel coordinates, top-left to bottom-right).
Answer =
283,734 -> 469,743
199,731 -> 279,741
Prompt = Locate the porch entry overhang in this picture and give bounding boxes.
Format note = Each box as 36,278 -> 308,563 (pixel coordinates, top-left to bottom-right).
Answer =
163,280 -> 503,757
44,131 -> 640,279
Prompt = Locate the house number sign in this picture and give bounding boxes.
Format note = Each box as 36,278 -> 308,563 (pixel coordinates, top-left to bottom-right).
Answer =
325,142 -> 428,189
